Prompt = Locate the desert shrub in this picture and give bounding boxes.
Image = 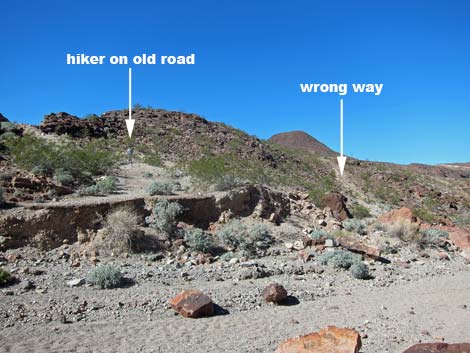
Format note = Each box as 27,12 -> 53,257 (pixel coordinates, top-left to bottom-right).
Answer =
319,250 -> 361,269
1,122 -> 18,133
54,169 -> 74,186
350,262 -> 369,279
308,229 -> 333,243
143,172 -> 153,178
373,222 -> 386,231
183,228 -> 214,253
413,207 -> 438,224
386,221 -> 419,243
220,252 -> 236,262
5,134 -> 119,181
88,265 -> 123,289
214,175 -> 243,191
77,176 -> 118,196
0,131 -> 17,142
350,204 -> 371,219
146,181 -> 174,196
217,221 -> 273,256
0,268 -> 11,285
31,165 -> 48,176
188,155 -> 226,186
420,228 -> 449,248
343,219 -> 367,235
142,153 -> 161,167
151,199 -> 183,237
101,207 -> 141,254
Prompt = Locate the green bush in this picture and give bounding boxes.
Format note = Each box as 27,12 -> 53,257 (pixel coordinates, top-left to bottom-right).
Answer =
146,181 -> 174,196
343,219 -> 367,235
55,169 -> 74,186
143,172 -> 153,178
308,229 -> 333,243
350,204 -> 371,219
217,220 -> 273,256
77,176 -> 118,196
214,175 -> 243,191
319,250 -> 361,269
151,199 -> 183,237
413,207 -> 438,224
350,262 -> 369,279
5,134 -> 119,181
88,265 -> 123,289
188,155 -> 226,186
0,268 -> 11,285
183,228 -> 214,253
420,228 -> 449,248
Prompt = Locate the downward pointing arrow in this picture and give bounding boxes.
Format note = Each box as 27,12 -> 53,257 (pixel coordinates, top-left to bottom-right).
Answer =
126,67 -> 135,138
337,99 -> 347,176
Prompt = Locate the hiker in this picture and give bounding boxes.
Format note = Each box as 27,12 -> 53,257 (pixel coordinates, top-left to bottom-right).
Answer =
127,146 -> 134,165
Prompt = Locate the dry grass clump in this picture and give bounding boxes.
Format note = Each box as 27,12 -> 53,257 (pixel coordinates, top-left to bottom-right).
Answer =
99,207 -> 141,254
385,220 -> 419,244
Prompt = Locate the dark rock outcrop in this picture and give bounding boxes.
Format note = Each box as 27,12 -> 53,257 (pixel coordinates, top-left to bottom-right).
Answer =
0,113 -> 9,122
323,192 -> 351,221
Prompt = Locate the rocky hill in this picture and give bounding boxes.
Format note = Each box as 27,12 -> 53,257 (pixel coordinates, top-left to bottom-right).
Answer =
268,130 -> 335,156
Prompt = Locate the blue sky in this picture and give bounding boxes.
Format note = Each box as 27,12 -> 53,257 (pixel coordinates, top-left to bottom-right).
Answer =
1,0 -> 469,164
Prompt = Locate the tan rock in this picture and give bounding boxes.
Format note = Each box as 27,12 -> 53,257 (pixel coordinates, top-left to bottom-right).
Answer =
378,207 -> 417,224
275,326 -> 361,353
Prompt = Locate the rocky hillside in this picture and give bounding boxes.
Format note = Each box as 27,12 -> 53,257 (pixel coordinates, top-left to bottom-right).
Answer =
1,108 -> 469,227
268,130 -> 335,156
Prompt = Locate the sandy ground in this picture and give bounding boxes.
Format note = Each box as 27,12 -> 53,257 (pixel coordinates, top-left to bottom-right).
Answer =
1,252 -> 469,353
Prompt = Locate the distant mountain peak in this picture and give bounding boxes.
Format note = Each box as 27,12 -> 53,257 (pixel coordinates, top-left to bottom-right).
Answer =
268,130 -> 335,156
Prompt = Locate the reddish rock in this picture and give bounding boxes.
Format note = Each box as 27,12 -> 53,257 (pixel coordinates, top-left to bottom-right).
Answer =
403,343 -> 470,353
323,192 -> 352,221
169,289 -> 214,318
262,283 -> 288,303
448,229 -> 470,251
378,207 -> 417,224
338,238 -> 381,259
275,326 -> 361,353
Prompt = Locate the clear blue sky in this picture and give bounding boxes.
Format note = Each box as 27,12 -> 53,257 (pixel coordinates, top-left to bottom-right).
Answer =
1,0 -> 469,164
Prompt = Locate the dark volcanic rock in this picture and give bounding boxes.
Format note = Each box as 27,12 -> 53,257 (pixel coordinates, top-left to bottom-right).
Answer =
403,343 -> 470,353
39,112 -> 114,138
262,283 -> 288,303
323,192 -> 352,221
0,113 -> 9,122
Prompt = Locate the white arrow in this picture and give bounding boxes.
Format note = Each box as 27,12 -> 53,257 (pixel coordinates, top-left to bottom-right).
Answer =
125,67 -> 135,138
337,98 -> 347,176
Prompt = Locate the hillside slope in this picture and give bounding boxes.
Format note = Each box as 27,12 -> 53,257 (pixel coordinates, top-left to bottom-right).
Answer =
268,130 -> 335,156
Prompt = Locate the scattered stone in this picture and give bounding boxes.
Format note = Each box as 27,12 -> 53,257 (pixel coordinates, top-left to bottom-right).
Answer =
66,278 -> 86,287
338,238 -> 381,259
325,239 -> 334,247
285,242 -> 294,250
21,280 -> 35,291
262,283 -> 288,304
169,289 -> 214,318
275,326 -> 361,353
403,343 -> 470,353
293,240 -> 305,251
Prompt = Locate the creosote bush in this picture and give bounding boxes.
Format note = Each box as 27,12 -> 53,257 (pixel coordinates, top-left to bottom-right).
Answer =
350,204 -> 371,219
77,176 -> 118,196
308,229 -> 333,243
146,181 -> 174,196
350,262 -> 369,279
5,134 -> 120,182
151,199 -> 183,238
183,228 -> 214,253
0,268 -> 11,285
101,207 -> 141,254
343,219 -> 368,235
214,174 -> 243,191
88,265 -> 123,289
319,249 -> 361,269
217,220 -> 273,256
420,228 -> 449,248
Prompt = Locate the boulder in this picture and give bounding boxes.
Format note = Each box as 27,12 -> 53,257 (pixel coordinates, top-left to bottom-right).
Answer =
275,326 -> 361,353
262,283 -> 288,303
403,343 -> 470,353
322,192 -> 351,221
169,289 -> 214,318
448,228 -> 470,251
378,207 -> 417,224
338,238 -> 381,259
